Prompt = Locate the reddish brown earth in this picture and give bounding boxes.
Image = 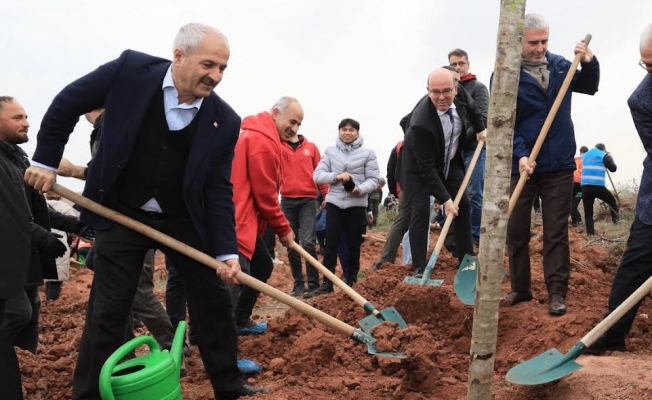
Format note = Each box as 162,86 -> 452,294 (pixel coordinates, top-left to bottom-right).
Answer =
18,218 -> 652,399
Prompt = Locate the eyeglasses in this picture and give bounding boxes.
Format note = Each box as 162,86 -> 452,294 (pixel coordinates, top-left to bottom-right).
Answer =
428,88 -> 454,97
449,61 -> 467,67
639,59 -> 652,72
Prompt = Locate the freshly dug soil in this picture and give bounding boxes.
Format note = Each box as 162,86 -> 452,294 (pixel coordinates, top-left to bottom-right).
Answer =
18,225 -> 652,399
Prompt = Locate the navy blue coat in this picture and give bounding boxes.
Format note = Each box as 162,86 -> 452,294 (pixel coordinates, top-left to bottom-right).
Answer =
512,52 -> 600,175
628,73 -> 652,225
32,50 -> 240,257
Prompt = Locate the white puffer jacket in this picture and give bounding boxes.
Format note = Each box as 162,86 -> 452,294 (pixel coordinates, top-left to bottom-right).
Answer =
314,135 -> 379,209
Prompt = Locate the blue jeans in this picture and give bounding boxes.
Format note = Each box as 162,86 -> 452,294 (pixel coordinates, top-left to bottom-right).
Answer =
464,147 -> 486,243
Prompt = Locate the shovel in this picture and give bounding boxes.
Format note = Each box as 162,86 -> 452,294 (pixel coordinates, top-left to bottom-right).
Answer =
50,183 -> 405,359
506,274 -> 652,385
403,137 -> 484,286
291,243 -> 407,332
453,34 -> 593,305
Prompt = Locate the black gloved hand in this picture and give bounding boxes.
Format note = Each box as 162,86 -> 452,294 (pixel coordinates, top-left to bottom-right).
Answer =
79,225 -> 95,241
39,231 -> 68,259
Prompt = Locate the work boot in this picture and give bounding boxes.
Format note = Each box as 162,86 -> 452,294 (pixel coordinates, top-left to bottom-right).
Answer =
289,285 -> 307,297
548,294 -> 567,316
309,281 -> 334,297
500,291 -> 533,306
584,333 -> 626,355
411,267 -> 425,279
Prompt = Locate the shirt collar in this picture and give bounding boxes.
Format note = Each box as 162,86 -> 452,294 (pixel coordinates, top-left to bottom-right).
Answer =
437,103 -> 457,117
163,66 -> 204,110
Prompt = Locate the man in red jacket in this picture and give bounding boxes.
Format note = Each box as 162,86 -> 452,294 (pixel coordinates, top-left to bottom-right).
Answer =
230,97 -> 298,338
280,124 -> 328,297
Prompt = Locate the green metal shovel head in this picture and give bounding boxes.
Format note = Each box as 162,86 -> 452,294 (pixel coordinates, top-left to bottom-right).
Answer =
454,254 -> 478,305
358,306 -> 408,333
506,342 -> 586,385
351,328 -> 407,359
453,255 -> 507,306
403,275 -> 444,286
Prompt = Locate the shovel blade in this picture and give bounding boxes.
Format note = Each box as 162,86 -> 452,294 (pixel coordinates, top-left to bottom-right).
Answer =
454,255 -> 507,306
403,276 -> 444,286
359,307 -> 408,332
506,347 -> 583,385
366,342 -> 407,359
454,255 -> 479,305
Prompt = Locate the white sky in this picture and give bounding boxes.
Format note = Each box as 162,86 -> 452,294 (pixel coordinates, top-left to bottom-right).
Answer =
2,0 -> 651,194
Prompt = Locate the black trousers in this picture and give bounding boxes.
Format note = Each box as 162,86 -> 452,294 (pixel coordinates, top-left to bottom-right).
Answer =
72,208 -> 243,399
0,299 -> 24,400
323,204 -> 368,285
581,185 -> 619,235
605,216 -> 652,338
507,170 -> 573,297
165,257 -> 196,344
234,235 -> 274,326
3,284 -> 40,353
570,182 -> 582,224
407,159 -> 472,271
281,197 -> 320,290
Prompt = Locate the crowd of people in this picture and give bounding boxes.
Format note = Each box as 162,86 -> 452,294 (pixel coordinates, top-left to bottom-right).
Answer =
1,13 -> 651,400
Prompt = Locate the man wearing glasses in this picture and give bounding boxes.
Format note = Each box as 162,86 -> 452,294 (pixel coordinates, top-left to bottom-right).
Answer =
502,13 -> 600,316
449,49 -> 489,248
400,68 -> 486,278
585,21 -> 652,354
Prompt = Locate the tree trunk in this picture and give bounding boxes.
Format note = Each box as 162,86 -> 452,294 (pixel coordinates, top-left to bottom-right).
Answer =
467,1 -> 526,399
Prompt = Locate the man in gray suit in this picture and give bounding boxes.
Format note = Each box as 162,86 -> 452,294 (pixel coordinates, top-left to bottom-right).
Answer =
585,21 -> 652,354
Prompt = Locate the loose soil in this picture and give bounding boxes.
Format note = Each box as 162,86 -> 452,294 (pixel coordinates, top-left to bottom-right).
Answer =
18,221 -> 652,399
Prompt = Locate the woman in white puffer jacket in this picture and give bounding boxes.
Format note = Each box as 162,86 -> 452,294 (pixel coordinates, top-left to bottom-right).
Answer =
312,118 -> 379,293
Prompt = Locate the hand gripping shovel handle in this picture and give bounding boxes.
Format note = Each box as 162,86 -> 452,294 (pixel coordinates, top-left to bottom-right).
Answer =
508,34 -> 593,217
50,183 -> 358,339
291,242 -> 380,316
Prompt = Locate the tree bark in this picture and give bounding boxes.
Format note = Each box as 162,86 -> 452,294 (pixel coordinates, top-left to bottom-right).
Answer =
467,1 -> 526,399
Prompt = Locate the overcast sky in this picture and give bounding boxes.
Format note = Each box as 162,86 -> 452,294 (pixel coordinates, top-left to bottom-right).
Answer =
2,0 -> 651,193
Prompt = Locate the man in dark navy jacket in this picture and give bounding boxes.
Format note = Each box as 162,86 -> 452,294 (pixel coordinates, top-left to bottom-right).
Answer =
503,13 -> 600,316
24,23 -> 267,399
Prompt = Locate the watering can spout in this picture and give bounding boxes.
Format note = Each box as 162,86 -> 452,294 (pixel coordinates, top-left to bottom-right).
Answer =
171,321 -> 187,371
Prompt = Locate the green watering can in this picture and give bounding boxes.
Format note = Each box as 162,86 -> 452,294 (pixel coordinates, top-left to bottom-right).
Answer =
99,321 -> 186,400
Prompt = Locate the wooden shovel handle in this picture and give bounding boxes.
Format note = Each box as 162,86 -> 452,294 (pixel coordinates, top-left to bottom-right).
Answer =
433,140 -> 484,255
606,170 -> 621,205
50,183 -> 356,337
581,275 -> 652,347
508,34 -> 593,217
291,243 -> 376,314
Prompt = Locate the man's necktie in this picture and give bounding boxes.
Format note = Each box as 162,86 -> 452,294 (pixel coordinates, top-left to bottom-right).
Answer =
444,108 -> 455,179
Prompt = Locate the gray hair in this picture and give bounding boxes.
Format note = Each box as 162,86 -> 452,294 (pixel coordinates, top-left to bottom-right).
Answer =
524,13 -> 549,30
270,96 -> 298,113
173,23 -> 226,55
641,22 -> 652,50
0,96 -> 14,111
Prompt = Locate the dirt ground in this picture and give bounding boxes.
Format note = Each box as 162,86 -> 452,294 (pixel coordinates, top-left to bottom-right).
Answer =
17,214 -> 652,400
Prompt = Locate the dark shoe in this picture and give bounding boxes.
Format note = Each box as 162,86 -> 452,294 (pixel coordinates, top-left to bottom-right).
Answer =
289,285 -> 307,297
371,261 -> 384,272
585,333 -> 626,355
411,267 -> 425,279
219,383 -> 270,399
501,291 -> 533,306
308,282 -> 334,297
548,294 -> 567,316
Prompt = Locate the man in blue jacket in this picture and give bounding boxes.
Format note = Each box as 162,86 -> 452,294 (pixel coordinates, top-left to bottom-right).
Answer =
23,23 -> 267,399
503,13 -> 600,316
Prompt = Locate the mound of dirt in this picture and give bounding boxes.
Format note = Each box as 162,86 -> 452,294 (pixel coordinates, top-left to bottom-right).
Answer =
16,223 -> 652,399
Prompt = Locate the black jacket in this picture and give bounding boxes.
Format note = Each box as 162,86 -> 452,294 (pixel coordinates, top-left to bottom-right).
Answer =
0,141 -> 32,298
400,95 -> 485,203
459,78 -> 489,151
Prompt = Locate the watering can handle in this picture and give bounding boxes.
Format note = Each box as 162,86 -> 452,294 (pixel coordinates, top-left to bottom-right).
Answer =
99,335 -> 161,400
